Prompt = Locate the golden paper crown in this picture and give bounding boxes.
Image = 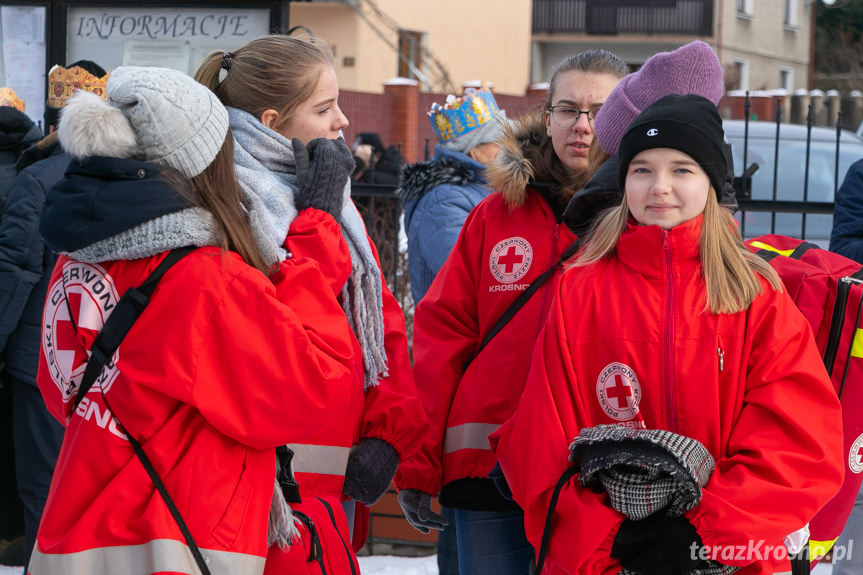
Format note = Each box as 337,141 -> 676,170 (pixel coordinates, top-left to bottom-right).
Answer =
429,81 -> 501,143
47,65 -> 110,108
0,87 -> 25,112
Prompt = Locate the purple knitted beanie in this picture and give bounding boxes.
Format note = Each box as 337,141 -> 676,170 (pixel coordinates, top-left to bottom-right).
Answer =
594,40 -> 724,156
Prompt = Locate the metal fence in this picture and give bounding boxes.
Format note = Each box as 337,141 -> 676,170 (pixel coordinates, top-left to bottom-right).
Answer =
730,92 -> 861,246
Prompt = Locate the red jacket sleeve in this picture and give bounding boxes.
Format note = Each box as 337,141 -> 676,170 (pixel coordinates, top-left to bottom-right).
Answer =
492,285 -> 624,575
684,288 -> 844,565
394,207 -> 483,494
357,234 -> 428,461
278,208 -> 351,297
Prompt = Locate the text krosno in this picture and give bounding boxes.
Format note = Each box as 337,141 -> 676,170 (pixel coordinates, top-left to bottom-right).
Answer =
690,540 -> 853,562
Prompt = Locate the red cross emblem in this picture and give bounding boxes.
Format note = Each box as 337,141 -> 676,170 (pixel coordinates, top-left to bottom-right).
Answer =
489,237 -> 533,284
596,362 -> 641,422
42,261 -> 120,401
850,433 -> 863,474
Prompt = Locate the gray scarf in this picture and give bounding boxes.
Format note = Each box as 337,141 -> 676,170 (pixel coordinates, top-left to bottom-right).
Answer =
67,208 -> 217,263
228,107 -> 388,388
228,108 -> 389,548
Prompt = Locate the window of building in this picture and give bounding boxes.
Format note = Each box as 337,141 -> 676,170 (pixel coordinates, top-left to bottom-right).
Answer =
737,0 -> 754,17
735,60 -> 750,91
780,68 -> 794,91
784,0 -> 798,28
397,30 -> 423,81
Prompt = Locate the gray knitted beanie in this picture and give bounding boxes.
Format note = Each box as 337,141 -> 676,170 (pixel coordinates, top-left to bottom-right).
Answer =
106,66 -> 228,178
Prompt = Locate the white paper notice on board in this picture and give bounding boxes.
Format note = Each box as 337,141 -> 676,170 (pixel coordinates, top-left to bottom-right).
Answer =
122,40 -> 191,70
1,6 -> 45,43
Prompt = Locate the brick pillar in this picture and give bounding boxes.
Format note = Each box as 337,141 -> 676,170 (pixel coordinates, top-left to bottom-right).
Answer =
384,78 -> 420,163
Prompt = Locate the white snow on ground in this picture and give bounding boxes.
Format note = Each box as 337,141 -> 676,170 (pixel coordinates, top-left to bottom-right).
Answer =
358,553 -> 438,574
0,554 -> 835,575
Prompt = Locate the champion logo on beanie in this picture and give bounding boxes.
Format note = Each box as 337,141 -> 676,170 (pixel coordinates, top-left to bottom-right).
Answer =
617,94 -> 728,198
594,40 -> 724,156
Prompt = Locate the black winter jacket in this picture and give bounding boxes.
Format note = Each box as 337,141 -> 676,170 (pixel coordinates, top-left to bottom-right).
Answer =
0,136 -> 67,384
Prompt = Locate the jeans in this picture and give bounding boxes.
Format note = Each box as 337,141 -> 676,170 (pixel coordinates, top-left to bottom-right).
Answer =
437,505 -> 459,575
341,498 -> 356,537
455,508 -> 533,575
834,483 -> 863,575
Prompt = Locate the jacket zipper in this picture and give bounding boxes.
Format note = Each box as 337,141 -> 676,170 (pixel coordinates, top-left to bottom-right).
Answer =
663,232 -> 678,433
318,497 -> 359,575
824,276 -> 862,380
825,275 -> 863,397
292,510 -> 327,574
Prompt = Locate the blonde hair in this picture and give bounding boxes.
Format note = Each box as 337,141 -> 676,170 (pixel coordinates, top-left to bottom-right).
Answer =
195,34 -> 333,131
571,190 -> 782,314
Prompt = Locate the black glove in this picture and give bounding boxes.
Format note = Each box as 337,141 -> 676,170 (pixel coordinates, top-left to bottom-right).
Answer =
292,137 -> 355,223
342,438 -> 399,505
397,489 -> 449,534
611,514 -> 706,575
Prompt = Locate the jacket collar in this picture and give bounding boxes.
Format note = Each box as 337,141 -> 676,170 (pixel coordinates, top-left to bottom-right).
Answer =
616,215 -> 703,280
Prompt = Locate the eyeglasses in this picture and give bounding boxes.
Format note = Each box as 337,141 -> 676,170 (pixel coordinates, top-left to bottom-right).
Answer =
547,106 -> 603,128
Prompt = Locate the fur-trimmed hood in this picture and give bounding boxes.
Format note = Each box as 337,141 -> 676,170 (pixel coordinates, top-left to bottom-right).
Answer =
484,111 -> 582,218
398,147 -> 485,204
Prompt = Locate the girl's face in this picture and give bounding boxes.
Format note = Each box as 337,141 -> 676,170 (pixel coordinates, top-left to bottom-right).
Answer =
625,148 -> 710,230
545,70 -> 621,175
275,65 -> 349,143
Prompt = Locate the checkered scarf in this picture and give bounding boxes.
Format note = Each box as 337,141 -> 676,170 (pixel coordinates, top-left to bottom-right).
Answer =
570,425 -> 738,575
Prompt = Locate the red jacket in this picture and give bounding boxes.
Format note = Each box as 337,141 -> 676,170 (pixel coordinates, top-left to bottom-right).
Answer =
395,188 -> 577,496
32,210 -> 357,575
281,210 -> 428,498
492,218 -> 845,575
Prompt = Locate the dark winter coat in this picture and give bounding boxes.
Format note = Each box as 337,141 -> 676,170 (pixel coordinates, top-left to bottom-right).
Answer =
355,145 -> 402,186
830,158 -> 863,263
0,134 -> 66,384
0,107 -> 42,215
399,146 -> 490,303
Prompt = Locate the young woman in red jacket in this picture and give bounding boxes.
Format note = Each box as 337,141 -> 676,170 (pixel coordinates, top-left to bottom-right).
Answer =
395,49 -> 628,575
493,94 -> 844,575
195,34 -> 428,572
32,66 -> 357,575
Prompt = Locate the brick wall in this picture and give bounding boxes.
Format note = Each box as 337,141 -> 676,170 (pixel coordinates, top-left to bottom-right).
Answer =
340,83 -> 548,164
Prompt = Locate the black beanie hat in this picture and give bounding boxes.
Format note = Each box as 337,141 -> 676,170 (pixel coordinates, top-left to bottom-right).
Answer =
617,94 -> 727,199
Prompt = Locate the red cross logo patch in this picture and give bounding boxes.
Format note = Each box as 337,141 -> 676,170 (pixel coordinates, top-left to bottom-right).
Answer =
489,237 -> 533,284
42,261 -> 120,403
849,433 -> 863,474
596,362 -> 641,421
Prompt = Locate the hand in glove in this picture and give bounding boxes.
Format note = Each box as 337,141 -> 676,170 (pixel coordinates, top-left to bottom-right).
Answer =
292,137 -> 355,224
342,438 -> 399,505
397,489 -> 449,534
611,514 -> 706,575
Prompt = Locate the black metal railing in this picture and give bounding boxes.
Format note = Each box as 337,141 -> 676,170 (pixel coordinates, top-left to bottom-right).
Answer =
532,0 -> 713,36
732,91 -> 852,244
